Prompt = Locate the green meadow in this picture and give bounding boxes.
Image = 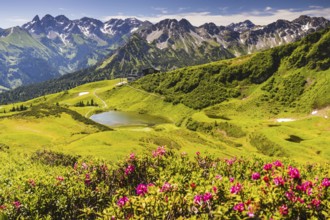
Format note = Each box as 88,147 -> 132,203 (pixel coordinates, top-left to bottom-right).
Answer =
0,74 -> 329,163
0,29 -> 329,164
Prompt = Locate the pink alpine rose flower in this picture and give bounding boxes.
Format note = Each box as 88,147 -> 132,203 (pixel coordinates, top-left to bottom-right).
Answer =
285,191 -> 296,202
152,146 -> 166,157
13,201 -> 21,209
321,178 -> 330,187
203,192 -> 212,202
129,153 -> 136,160
311,199 -> 321,207
136,184 -> 148,196
288,166 -> 300,179
225,157 -> 236,165
125,165 -> 135,175
230,183 -> 242,194
263,163 -> 273,171
233,203 -> 244,212
273,176 -> 285,186
273,160 -> 283,167
160,182 -> 172,192
194,194 -> 203,205
117,196 -> 129,208
251,172 -> 260,180
279,204 -> 288,216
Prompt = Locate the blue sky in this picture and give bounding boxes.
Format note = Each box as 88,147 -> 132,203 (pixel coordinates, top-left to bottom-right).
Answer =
1,0 -> 329,28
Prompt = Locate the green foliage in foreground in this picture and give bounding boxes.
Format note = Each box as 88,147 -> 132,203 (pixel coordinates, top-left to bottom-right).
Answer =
0,148 -> 329,219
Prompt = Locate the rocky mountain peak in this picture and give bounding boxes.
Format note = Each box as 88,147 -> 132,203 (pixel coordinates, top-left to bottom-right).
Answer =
154,18 -> 196,34
242,20 -> 254,26
32,15 -> 40,23
157,19 -> 179,29
178,18 -> 195,31
200,22 -> 220,35
292,15 -> 312,24
227,20 -> 255,33
41,14 -> 55,23
124,18 -> 141,25
1,14 -> 329,91
55,15 -> 70,23
292,15 -> 330,30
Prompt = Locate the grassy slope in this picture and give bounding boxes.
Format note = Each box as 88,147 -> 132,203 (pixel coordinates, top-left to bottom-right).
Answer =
0,78 -> 255,161
0,30 -> 329,163
1,75 -> 328,162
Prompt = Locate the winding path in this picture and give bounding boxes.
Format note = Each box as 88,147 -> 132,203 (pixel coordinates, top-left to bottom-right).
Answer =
126,84 -> 162,98
94,88 -> 108,108
84,89 -> 108,117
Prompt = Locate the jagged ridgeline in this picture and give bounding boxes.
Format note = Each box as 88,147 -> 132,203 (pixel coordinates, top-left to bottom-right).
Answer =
134,28 -> 330,110
0,15 -> 328,92
0,15 -> 146,90
0,28 -> 329,106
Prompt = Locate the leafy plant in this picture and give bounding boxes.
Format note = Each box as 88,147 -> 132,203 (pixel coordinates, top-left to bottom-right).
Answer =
0,147 -> 328,219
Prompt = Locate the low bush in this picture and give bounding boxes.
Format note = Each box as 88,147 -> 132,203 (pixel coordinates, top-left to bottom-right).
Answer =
0,147 -> 328,219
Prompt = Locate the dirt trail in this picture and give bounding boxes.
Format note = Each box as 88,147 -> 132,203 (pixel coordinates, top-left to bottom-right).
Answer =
126,84 -> 162,98
93,88 -> 108,108
84,89 -> 108,117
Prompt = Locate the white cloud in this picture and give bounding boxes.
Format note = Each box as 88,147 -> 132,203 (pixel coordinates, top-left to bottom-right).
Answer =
59,7 -> 68,11
101,7 -> 330,26
309,5 -> 322,9
178,7 -> 189,12
265,6 -> 272,11
152,7 -> 168,14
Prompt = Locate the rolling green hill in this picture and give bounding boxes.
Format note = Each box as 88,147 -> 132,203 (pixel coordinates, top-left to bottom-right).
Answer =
0,28 -> 329,164
135,28 -> 330,111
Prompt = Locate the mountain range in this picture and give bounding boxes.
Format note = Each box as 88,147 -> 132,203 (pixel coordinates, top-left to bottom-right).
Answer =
0,14 -> 328,92
0,15 -> 147,89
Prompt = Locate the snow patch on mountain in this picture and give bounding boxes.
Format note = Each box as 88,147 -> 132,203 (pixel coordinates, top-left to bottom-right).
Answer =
130,27 -> 138,33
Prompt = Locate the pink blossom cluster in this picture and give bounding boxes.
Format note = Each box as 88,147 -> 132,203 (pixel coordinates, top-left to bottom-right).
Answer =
263,163 -> 273,171
117,196 -> 129,208
12,201 -> 21,209
322,178 -> 330,187
136,184 -> 148,196
230,183 -> 242,194
136,183 -> 154,196
152,146 -> 166,157
193,192 -> 213,205
251,172 -> 260,180
125,165 -> 135,175
160,182 -> 172,192
288,166 -> 300,179
273,176 -> 285,186
233,202 -> 244,212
